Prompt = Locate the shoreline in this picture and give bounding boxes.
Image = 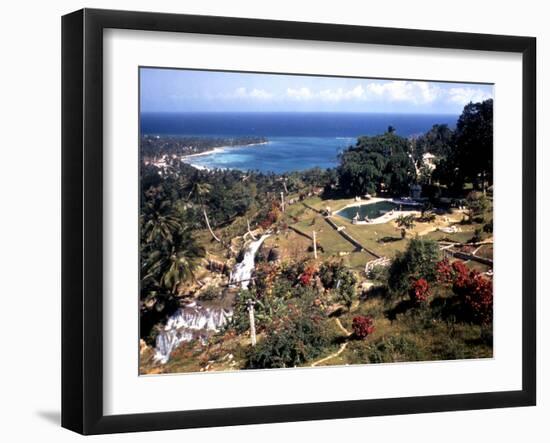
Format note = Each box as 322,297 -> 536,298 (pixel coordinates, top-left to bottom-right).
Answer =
181,141 -> 269,170
181,141 -> 269,160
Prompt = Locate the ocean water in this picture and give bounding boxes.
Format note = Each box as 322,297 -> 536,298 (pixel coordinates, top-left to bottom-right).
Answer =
141,112 -> 458,173
186,137 -> 354,173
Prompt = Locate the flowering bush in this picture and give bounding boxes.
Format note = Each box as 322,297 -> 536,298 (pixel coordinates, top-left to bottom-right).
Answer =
436,258 -> 469,284
299,265 -> 317,286
409,278 -> 431,304
435,258 -> 493,324
436,258 -> 453,283
352,315 -> 375,339
453,270 -> 493,325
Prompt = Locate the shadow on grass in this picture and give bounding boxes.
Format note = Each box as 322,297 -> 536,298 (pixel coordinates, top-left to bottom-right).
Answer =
385,299 -> 415,321
378,236 -> 402,243
360,284 -> 389,301
333,335 -> 349,345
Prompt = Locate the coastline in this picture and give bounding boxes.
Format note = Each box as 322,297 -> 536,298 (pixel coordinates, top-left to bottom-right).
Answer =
181,141 -> 269,170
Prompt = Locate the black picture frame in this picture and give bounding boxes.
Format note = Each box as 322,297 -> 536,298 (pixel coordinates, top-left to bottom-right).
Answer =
62,8 -> 537,435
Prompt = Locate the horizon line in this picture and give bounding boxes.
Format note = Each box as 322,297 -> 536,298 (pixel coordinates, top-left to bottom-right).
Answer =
140,110 -> 461,115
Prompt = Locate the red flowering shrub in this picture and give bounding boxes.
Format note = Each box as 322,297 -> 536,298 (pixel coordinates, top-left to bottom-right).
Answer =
436,259 -> 470,284
352,315 -> 375,339
299,265 -> 317,286
436,258 -> 453,284
409,278 -> 431,304
451,261 -> 469,285
436,259 -> 493,324
453,270 -> 493,324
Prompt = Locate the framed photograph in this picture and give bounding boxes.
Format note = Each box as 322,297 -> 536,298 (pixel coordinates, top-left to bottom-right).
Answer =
62,8 -> 536,435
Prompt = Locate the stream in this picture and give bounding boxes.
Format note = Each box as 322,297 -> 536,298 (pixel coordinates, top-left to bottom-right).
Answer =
153,235 -> 269,364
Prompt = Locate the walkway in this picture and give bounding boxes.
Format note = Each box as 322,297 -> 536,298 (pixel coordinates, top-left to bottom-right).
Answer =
311,318 -> 352,367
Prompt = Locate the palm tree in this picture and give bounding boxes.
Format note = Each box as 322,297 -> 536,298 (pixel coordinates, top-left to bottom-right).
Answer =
141,199 -> 181,244
396,214 -> 416,239
161,244 -> 205,292
142,232 -> 205,294
186,182 -> 222,243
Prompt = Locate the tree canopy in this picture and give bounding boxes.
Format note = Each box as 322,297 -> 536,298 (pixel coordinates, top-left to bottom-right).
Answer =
434,99 -> 493,192
337,130 -> 416,196
412,123 -> 454,161
388,237 -> 441,295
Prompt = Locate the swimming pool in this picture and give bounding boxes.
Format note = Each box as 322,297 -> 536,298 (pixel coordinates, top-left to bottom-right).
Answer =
336,200 -> 419,222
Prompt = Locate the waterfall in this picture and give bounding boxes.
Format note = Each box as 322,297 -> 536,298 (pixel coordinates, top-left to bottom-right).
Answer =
229,234 -> 270,289
153,302 -> 233,364
152,235 -> 269,364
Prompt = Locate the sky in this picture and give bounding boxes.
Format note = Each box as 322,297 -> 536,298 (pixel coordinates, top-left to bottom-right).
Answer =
140,68 -> 493,114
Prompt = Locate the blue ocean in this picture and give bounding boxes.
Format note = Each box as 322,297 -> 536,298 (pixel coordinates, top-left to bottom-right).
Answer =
141,112 -> 458,173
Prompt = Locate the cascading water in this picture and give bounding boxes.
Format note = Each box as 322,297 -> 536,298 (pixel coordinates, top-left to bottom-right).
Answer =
229,234 -> 270,289
154,302 -> 232,364
153,235 -> 269,364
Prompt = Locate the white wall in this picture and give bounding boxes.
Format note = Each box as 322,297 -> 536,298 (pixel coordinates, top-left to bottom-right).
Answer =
0,0 -> 546,441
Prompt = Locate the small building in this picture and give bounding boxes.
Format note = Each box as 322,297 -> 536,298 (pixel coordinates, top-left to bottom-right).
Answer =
422,152 -> 437,171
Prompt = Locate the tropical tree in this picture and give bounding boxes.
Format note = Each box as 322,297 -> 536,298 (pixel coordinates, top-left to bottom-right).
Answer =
160,242 -> 205,292
453,99 -> 493,192
318,261 -> 357,310
337,129 -> 415,196
419,202 -> 436,222
433,99 -> 493,192
396,214 -> 416,238
388,237 -> 440,295
141,229 -> 205,310
140,185 -> 206,315
186,181 -> 222,243
141,199 -> 181,244
465,191 -> 489,223
413,123 -> 454,161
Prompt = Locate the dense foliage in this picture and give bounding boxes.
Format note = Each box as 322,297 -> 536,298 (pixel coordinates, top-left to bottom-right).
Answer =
337,130 -> 416,196
245,291 -> 330,369
141,135 -> 267,159
319,261 -> 358,309
433,99 -> 493,192
388,238 -> 441,296
436,259 -> 493,324
465,191 -> 489,223
413,124 -> 454,160
335,99 -> 494,197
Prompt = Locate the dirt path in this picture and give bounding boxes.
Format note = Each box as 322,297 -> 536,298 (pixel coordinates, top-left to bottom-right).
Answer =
334,317 -> 352,336
311,318 -> 352,367
311,342 -> 348,367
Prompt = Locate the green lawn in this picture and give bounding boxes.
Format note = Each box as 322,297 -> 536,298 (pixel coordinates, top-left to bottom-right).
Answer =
292,214 -> 356,254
